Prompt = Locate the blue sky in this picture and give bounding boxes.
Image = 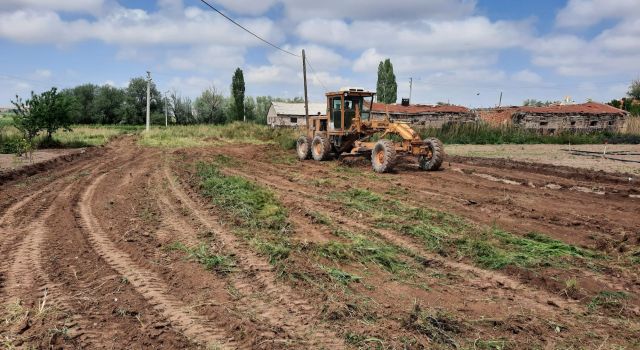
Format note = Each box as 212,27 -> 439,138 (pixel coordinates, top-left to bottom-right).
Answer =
0,0 -> 638,107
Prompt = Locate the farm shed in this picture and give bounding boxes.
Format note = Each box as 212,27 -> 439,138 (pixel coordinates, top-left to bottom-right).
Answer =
267,102 -> 325,128
512,102 -> 627,133
370,103 -> 476,127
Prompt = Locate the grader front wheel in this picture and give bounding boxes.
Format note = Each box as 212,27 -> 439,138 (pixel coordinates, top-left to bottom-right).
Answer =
311,135 -> 332,161
371,139 -> 396,173
296,136 -> 312,160
419,137 -> 444,171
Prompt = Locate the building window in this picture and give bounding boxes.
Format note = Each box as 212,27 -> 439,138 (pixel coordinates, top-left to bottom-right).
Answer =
590,121 -> 598,126
570,121 -> 576,126
608,121 -> 614,125
290,117 -> 298,124
539,121 -> 548,126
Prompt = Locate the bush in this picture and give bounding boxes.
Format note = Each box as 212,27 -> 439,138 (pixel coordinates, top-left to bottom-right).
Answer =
419,122 -> 640,145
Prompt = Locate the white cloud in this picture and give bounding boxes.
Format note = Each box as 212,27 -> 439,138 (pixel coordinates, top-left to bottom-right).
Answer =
296,17 -> 531,54
281,0 -> 475,20
556,0 -> 640,28
32,69 -> 52,80
211,0 -> 277,16
0,0 -> 105,15
512,70 -> 542,84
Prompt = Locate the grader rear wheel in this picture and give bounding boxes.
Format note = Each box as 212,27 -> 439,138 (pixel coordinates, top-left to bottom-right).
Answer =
296,136 -> 312,160
419,137 -> 444,171
371,139 -> 396,173
311,135 -> 332,161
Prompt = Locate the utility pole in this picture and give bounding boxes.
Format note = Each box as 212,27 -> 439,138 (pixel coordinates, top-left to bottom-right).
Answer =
302,49 -> 309,130
164,91 -> 168,127
498,91 -> 503,108
409,77 -> 413,103
146,71 -> 151,132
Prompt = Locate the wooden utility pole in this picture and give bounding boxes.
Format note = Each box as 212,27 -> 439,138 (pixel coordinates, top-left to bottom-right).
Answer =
146,71 -> 151,132
302,49 -> 309,130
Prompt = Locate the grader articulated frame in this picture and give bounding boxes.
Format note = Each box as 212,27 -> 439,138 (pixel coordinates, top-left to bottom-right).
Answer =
296,88 -> 444,173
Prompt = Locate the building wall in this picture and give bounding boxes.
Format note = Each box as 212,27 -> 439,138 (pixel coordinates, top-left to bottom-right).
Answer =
512,112 -> 627,133
371,111 -> 476,128
267,111 -> 307,128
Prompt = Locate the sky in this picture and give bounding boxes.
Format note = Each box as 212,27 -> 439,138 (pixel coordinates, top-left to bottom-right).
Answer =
0,0 -> 639,108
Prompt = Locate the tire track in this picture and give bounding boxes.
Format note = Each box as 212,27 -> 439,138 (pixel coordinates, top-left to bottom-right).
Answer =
77,171 -> 237,349
2,182 -> 99,346
221,166 -> 585,316
163,165 -> 345,349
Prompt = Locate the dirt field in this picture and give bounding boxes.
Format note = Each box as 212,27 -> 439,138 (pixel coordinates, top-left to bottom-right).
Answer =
447,144 -> 640,175
0,149 -> 85,171
1,137 -> 639,349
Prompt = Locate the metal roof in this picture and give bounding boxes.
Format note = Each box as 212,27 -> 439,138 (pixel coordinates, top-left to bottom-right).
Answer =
271,102 -> 325,116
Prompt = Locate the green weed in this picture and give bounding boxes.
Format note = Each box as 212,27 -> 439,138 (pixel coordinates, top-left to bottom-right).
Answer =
165,242 -> 236,274
197,162 -> 288,230
139,122 -> 298,149
419,122 -> 640,145
317,231 -> 408,274
332,187 -> 600,270
587,291 -> 628,312
321,266 -> 362,285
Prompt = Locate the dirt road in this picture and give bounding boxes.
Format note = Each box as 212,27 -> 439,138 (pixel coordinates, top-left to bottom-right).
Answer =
1,137 -> 639,349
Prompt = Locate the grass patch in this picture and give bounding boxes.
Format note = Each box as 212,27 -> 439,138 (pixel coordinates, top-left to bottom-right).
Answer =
403,303 -> 463,348
587,291 -> 628,313
306,210 -> 332,225
321,265 -> 362,285
419,122 -> 640,145
316,230 -> 408,274
139,122 -> 297,149
1,124 -> 139,153
165,242 -> 236,274
332,188 -> 601,270
197,162 -> 287,230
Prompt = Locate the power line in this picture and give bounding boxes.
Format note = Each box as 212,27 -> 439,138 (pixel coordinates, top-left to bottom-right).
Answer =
304,56 -> 328,92
198,0 -> 299,57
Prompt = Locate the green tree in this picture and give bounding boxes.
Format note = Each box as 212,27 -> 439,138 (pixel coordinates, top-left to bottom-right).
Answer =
65,84 -> 98,123
244,96 -> 257,122
376,59 -> 397,104
231,68 -> 245,121
94,85 -> 126,124
11,87 -> 74,142
255,96 -> 273,124
628,79 -> 640,100
195,87 -> 226,124
170,91 -> 195,125
123,77 -> 161,124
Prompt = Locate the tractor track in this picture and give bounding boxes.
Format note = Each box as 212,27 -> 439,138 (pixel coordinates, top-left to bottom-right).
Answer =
222,152 -> 640,298
74,154 -> 237,349
220,166 -> 584,316
162,165 -> 345,349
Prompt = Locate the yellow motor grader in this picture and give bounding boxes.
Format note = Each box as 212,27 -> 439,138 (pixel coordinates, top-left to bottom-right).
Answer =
296,88 -> 444,173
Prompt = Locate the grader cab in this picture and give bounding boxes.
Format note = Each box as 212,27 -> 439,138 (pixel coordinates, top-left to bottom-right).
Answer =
296,88 -> 444,173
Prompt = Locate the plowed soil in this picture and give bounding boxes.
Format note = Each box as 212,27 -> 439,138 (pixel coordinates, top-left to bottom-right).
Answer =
1,137 -> 639,349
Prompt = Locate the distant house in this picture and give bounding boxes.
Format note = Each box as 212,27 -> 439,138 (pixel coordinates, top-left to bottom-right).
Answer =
371,103 -> 476,127
479,102 -> 628,133
266,102 -> 326,127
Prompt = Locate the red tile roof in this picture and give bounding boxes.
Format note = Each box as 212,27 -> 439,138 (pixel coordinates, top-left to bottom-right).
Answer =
372,103 -> 470,114
516,102 -> 626,115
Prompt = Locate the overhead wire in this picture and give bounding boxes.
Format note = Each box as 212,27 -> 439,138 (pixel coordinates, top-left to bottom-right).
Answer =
199,0 -> 299,57
198,0 -> 333,93
304,56 -> 329,92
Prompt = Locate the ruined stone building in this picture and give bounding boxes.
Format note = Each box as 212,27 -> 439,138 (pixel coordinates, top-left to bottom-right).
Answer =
479,102 -> 628,133
370,103 -> 476,127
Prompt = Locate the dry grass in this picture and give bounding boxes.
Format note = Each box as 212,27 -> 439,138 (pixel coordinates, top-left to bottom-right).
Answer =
624,116 -> 640,134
